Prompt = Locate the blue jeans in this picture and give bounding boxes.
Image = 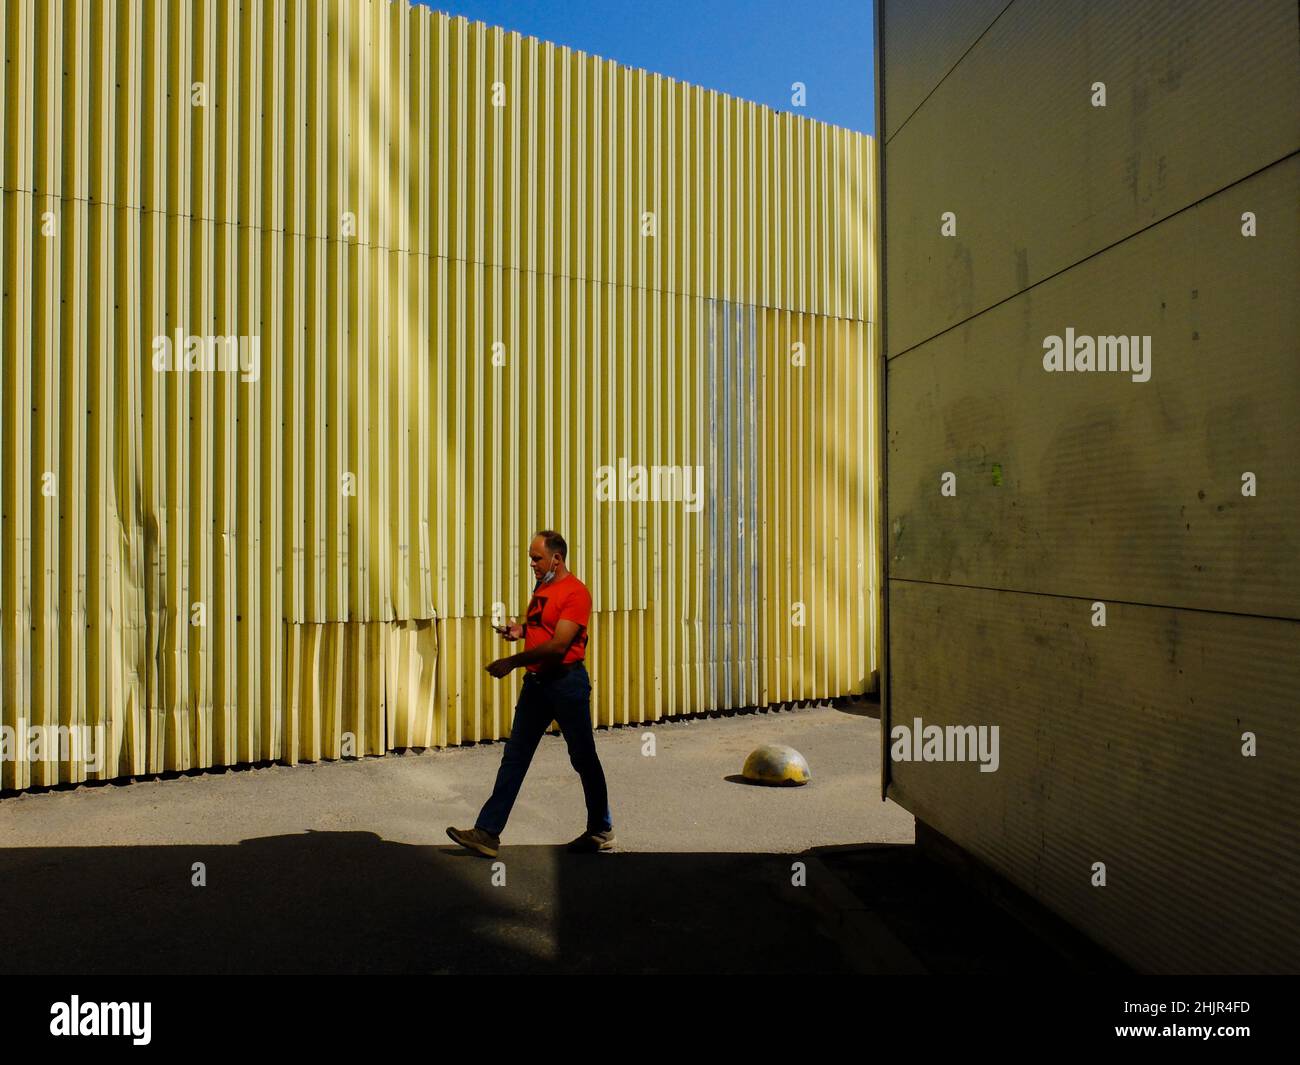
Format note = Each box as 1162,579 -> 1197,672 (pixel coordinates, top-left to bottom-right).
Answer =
475,662 -> 613,837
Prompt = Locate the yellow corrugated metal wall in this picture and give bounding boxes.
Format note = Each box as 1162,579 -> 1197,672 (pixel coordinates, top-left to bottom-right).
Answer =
0,0 -> 877,792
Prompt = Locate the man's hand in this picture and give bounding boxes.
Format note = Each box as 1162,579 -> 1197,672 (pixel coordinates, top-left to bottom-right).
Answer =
485,620 -> 581,677
494,618 -> 525,640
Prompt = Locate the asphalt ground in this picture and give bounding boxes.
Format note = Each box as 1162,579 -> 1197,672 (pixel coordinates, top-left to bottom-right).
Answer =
0,702 -> 1097,973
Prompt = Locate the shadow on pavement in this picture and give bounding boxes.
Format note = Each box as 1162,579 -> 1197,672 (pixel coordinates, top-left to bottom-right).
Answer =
0,832 -> 1119,974
812,842 -> 1129,974
1,832 -> 847,974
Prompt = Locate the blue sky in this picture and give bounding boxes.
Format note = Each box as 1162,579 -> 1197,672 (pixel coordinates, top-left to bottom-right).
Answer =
417,0 -> 876,134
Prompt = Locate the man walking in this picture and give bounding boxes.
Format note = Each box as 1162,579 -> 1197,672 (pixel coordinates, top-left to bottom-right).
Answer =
447,530 -> 615,857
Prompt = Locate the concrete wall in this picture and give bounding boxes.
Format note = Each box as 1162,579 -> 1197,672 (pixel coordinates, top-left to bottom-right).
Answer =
878,0 -> 1299,972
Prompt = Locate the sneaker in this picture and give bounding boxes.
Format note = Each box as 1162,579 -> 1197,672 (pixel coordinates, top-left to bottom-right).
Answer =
566,828 -> 616,854
446,826 -> 500,858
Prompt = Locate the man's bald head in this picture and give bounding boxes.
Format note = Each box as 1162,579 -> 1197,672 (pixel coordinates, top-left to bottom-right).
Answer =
532,529 -> 567,559
529,530 -> 569,585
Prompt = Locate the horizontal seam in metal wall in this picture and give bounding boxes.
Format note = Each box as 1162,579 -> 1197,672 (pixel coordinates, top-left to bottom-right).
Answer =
888,575 -> 1300,625
0,192 -> 877,327
884,146 -> 1300,362
881,0 -> 1017,148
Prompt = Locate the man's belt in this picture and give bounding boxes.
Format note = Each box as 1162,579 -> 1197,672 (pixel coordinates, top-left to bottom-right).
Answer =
533,660 -> 585,680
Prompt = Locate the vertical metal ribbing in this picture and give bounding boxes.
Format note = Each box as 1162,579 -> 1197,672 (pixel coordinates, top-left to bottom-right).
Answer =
728,300 -> 738,712
744,303 -> 759,707
0,1 -> 876,790
720,299 -> 734,711
703,299 -> 717,708
720,299 -> 737,711
1,188 -> 33,792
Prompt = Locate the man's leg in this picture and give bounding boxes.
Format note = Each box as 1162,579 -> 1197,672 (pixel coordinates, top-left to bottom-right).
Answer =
551,666 -> 612,834
475,676 -> 552,836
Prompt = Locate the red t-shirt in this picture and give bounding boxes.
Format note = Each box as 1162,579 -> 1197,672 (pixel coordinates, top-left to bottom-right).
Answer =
523,573 -> 591,673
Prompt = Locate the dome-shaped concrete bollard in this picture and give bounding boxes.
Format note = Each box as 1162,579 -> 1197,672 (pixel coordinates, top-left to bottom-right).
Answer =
742,744 -> 811,786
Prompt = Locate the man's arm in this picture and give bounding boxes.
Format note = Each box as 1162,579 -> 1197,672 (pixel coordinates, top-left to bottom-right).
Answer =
486,619 -> 582,677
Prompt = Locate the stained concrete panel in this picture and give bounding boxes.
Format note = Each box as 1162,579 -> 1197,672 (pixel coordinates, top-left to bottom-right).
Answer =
883,0 -> 1300,357
886,156 -> 1300,618
888,579 -> 1300,973
880,0 -> 1011,143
